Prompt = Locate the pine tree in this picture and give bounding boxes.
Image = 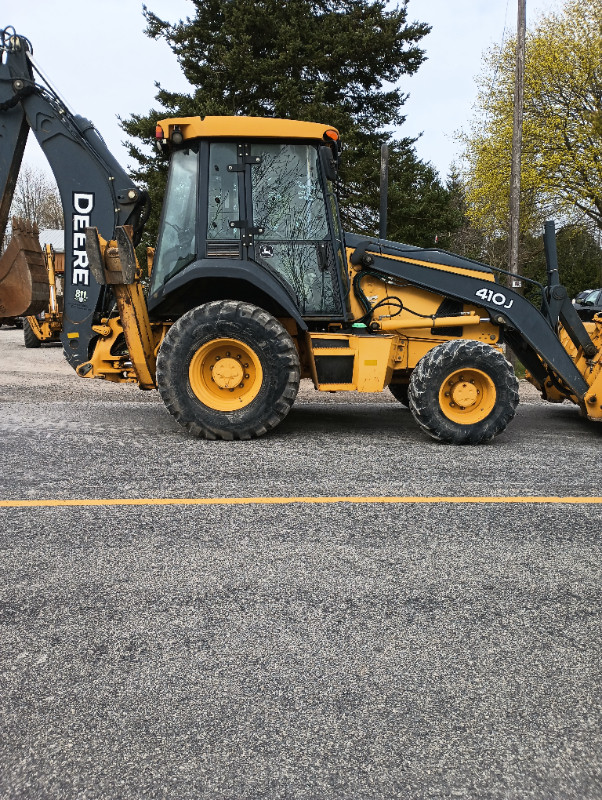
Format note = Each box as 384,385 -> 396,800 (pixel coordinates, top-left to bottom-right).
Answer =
122,0 -> 458,245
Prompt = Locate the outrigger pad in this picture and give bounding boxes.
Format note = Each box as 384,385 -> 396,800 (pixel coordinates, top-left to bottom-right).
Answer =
0,217 -> 49,317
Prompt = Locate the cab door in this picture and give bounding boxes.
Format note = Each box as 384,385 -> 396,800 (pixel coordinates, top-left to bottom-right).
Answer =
246,142 -> 344,317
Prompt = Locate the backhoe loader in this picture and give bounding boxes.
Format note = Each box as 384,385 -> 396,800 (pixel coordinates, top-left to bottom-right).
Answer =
22,238 -> 63,348
1,26 -> 601,443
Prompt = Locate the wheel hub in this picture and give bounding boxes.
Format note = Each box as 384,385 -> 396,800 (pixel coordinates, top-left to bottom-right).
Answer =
439,368 -> 496,423
188,337 -> 263,411
450,377 -> 479,408
212,358 -> 244,389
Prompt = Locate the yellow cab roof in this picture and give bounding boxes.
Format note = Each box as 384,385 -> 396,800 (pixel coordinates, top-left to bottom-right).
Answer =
157,116 -> 339,142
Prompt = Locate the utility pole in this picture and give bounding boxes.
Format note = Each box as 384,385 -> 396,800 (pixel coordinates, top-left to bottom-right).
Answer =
509,0 -> 526,291
379,143 -> 389,240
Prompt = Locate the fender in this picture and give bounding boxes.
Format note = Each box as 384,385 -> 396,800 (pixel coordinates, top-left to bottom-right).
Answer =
147,257 -> 308,331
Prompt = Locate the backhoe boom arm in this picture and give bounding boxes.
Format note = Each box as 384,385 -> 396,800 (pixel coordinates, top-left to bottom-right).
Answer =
0,27 -> 149,367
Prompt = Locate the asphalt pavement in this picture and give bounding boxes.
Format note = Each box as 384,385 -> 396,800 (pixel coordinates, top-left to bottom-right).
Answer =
1,329 -> 601,799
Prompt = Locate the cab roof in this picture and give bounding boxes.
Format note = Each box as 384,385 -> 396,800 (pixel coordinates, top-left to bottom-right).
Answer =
157,116 -> 339,143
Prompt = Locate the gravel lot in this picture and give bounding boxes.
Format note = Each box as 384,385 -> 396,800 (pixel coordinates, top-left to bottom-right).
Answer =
1,326 -> 601,800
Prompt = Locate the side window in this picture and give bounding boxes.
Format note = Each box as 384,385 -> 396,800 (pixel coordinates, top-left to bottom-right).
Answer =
207,143 -> 240,239
582,290 -> 599,305
251,144 -> 329,241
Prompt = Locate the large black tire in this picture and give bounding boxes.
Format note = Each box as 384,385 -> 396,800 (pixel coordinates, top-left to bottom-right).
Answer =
408,340 -> 519,444
156,300 -> 300,440
23,317 -> 41,349
389,382 -> 410,407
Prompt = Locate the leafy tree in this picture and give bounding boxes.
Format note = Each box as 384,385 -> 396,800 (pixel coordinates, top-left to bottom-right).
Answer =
461,0 -> 602,239
122,0 -> 459,247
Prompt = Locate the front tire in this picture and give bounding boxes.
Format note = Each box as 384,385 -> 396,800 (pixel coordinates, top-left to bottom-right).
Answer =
408,340 -> 519,444
156,300 -> 300,440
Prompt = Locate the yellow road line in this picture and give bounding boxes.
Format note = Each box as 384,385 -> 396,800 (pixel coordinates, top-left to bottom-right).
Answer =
0,495 -> 601,509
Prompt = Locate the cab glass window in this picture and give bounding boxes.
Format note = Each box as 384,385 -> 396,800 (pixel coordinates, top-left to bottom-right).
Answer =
207,143 -> 240,239
150,147 -> 198,292
251,144 -> 328,241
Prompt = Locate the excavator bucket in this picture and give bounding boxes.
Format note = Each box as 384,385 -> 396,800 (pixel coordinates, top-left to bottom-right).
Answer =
0,218 -> 49,318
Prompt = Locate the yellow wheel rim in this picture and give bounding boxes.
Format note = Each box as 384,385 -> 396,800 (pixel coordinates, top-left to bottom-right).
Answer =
438,368 -> 496,424
188,338 -> 263,411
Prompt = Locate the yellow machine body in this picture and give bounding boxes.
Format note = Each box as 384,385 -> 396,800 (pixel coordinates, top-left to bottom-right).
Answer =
526,316 -> 602,420
24,243 -> 63,344
2,26 -> 600,443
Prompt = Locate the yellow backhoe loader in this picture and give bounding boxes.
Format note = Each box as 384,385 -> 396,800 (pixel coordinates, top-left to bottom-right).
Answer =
22,239 -> 63,348
1,27 -> 601,443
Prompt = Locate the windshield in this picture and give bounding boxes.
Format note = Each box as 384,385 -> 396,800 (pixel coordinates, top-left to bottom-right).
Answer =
150,147 -> 199,293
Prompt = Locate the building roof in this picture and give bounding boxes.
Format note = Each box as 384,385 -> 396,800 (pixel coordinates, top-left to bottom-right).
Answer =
38,229 -> 64,252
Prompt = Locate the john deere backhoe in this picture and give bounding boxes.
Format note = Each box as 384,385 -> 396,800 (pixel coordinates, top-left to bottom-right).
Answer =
1,27 -> 601,443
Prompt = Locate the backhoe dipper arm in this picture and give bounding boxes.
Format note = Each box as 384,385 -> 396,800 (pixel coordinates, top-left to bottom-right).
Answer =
0,28 -> 149,368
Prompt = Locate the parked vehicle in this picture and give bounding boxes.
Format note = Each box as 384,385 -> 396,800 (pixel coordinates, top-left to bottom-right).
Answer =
573,288 -> 602,321
573,289 -> 594,305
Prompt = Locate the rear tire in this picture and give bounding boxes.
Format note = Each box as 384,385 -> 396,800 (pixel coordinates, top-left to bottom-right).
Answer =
408,340 -> 519,444
23,317 -> 41,349
156,300 -> 300,440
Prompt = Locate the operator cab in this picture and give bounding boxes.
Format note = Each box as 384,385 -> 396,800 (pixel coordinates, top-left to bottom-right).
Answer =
148,116 -> 349,324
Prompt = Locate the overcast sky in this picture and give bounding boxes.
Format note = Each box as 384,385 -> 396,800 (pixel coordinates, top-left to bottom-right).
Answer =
7,0 -> 558,180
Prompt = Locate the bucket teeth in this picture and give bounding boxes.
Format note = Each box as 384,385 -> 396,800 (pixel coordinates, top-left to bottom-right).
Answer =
0,216 -> 49,317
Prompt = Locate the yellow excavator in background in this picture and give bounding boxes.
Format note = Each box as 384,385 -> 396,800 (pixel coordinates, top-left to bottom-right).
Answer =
1,27 -> 601,443
22,239 -> 63,348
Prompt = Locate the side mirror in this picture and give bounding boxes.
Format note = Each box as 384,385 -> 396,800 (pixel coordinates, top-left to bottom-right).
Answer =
319,145 -> 338,182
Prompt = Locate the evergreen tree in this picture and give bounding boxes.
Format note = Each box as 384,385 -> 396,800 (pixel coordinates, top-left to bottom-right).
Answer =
385,152 -> 464,248
122,0 -> 459,247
